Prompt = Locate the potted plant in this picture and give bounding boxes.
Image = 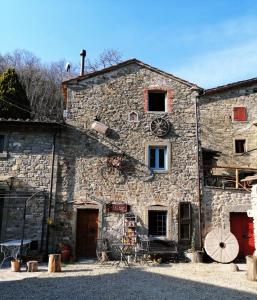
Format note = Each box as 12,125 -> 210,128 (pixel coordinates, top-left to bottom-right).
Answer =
59,243 -> 71,262
11,259 -> 21,272
185,229 -> 202,263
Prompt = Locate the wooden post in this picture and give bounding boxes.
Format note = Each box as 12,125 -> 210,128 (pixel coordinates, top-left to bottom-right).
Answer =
48,254 -> 61,273
235,169 -> 239,189
246,255 -> 257,281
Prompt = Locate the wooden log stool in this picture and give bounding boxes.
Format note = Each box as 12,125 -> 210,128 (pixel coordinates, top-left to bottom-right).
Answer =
48,254 -> 61,273
246,255 -> 257,281
27,260 -> 38,272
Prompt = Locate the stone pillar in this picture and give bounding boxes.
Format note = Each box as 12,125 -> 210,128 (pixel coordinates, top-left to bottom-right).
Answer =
247,184 -> 257,256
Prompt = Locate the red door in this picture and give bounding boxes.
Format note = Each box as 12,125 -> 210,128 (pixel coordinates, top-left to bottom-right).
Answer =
76,209 -> 99,258
230,212 -> 255,257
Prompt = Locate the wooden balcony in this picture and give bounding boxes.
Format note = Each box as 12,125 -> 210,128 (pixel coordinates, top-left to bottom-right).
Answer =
203,165 -> 257,192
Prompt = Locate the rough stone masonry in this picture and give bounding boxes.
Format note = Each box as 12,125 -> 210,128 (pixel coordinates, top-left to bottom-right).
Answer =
56,60 -> 201,254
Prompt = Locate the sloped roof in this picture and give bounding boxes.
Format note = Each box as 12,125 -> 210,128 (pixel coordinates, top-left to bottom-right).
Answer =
205,77 -> 257,95
62,58 -> 202,89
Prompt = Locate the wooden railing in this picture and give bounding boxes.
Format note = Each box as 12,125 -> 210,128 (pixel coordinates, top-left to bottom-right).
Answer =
204,165 -> 257,192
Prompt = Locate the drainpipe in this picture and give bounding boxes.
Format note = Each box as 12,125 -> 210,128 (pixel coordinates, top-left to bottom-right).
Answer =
192,87 -> 203,249
45,131 -> 57,254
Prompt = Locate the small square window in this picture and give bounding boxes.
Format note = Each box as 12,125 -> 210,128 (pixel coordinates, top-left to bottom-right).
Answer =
233,107 -> 247,121
235,139 -> 246,153
149,146 -> 167,170
148,91 -> 166,112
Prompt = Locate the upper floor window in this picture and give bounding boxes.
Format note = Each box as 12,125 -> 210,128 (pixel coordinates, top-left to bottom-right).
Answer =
148,91 -> 166,112
235,139 -> 246,154
149,146 -> 167,170
144,88 -> 173,113
233,107 -> 247,121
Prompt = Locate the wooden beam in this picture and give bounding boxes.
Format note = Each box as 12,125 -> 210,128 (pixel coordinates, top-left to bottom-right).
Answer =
206,165 -> 257,171
235,169 -> 239,189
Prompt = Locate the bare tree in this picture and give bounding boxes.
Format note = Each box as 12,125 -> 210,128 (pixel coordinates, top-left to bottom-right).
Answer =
0,48 -> 123,120
0,49 -> 66,120
86,49 -> 122,72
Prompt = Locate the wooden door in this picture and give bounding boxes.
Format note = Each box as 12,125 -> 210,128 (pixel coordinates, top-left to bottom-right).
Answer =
230,212 -> 255,257
76,209 -> 99,258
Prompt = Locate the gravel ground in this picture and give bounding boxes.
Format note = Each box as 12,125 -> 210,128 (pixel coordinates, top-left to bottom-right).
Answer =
0,262 -> 257,300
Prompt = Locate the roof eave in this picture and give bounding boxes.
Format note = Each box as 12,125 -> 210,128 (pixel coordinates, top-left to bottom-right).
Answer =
62,58 -> 202,89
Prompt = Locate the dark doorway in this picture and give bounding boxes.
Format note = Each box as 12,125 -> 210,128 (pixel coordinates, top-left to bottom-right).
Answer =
148,210 -> 167,237
230,212 -> 255,258
76,209 -> 99,258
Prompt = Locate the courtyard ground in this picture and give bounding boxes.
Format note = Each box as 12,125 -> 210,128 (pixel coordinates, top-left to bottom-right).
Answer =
0,261 -> 257,299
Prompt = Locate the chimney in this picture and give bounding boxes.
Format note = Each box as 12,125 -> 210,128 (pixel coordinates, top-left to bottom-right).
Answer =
80,49 -> 86,76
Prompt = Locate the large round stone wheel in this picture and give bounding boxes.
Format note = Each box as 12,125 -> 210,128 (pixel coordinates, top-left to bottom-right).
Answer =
204,228 -> 239,263
150,117 -> 170,137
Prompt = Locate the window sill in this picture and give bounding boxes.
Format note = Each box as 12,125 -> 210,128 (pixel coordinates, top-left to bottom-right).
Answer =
146,111 -> 167,114
149,236 -> 169,241
232,120 -> 248,123
151,169 -> 169,174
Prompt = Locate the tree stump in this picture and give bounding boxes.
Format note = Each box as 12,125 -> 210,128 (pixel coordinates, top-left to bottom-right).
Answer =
48,254 -> 61,273
246,255 -> 257,281
27,260 -> 38,272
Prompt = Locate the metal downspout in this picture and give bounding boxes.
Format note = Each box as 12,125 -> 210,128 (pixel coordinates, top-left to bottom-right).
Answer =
45,131 -> 57,254
193,89 -> 202,249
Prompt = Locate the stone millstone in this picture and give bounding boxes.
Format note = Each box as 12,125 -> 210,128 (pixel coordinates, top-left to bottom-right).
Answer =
204,228 -> 239,263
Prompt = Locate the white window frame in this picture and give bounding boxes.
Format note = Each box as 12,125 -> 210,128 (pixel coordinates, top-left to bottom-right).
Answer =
149,146 -> 167,170
145,142 -> 171,173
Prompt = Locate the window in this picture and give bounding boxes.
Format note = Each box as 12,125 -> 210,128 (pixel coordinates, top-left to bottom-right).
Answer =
149,146 -> 167,170
148,91 -> 166,112
0,135 -> 4,153
178,202 -> 192,243
233,107 -> 247,121
144,89 -> 173,113
235,139 -> 246,153
148,210 -> 167,236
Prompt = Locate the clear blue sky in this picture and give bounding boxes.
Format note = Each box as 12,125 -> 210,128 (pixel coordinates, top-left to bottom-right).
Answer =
1,0 -> 257,88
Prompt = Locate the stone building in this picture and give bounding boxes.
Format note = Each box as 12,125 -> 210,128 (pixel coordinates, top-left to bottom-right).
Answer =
58,59 -> 202,258
199,78 -> 257,257
1,57 -> 256,260
0,120 -> 61,254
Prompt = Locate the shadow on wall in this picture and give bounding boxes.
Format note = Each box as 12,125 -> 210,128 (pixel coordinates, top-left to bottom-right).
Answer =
0,267 -> 256,300
1,181 -> 49,253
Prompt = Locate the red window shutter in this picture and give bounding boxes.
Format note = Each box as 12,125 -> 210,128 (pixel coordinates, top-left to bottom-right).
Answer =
233,107 -> 247,121
167,89 -> 173,112
144,89 -> 148,112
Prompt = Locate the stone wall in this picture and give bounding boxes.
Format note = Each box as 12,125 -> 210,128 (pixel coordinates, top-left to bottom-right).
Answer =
202,187 -> 251,237
0,126 -> 54,251
56,63 -> 200,252
200,85 -> 257,169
